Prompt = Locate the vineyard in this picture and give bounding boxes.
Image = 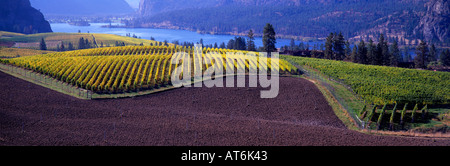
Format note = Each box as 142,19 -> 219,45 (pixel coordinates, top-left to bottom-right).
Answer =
358,103 -> 450,131
0,46 -> 297,94
0,48 -> 54,58
283,56 -> 450,105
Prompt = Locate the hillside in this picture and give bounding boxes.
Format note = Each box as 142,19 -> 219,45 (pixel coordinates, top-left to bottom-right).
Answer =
133,0 -> 450,44
138,0 -> 220,17
0,48 -> 54,58
283,56 -> 450,105
0,32 -> 160,50
0,0 -> 52,34
30,0 -> 134,16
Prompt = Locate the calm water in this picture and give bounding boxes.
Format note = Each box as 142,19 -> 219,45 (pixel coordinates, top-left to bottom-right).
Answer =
51,23 -> 323,48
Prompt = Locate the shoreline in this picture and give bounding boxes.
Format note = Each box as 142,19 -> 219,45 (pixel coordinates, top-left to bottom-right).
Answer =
100,24 -> 324,42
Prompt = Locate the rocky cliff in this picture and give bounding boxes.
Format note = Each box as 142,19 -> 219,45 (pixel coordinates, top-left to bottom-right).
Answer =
0,0 -> 52,34
414,0 -> 450,43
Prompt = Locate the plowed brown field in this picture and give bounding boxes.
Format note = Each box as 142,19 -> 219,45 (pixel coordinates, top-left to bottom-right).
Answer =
0,71 -> 449,146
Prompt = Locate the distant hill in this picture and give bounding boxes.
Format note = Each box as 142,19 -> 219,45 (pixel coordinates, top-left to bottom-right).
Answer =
0,0 -> 52,34
134,0 -> 449,45
30,0 -> 134,16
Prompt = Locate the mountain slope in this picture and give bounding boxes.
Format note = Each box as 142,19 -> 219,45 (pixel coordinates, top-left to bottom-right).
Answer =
414,0 -> 450,43
134,0 -> 427,40
138,0 -> 221,17
137,0 -> 339,17
30,0 -> 134,16
0,0 -> 52,34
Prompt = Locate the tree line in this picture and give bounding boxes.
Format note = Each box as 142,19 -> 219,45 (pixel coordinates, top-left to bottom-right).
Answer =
345,33 -> 449,68
282,32 -> 450,69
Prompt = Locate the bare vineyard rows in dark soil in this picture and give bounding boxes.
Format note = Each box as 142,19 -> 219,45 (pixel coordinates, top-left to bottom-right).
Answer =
0,72 -> 449,146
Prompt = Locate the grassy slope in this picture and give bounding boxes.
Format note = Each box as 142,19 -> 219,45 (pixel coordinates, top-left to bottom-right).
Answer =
0,48 -> 54,58
0,31 -> 25,38
284,56 -> 450,105
0,32 -> 160,50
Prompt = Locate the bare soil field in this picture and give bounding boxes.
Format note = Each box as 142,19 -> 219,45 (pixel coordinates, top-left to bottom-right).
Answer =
0,71 -> 449,146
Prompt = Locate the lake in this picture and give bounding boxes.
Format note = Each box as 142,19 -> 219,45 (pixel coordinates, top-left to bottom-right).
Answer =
50,23 -> 323,49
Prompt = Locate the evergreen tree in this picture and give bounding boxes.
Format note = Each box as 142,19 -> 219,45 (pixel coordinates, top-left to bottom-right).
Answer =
389,39 -> 400,66
233,37 -> 246,50
351,45 -> 358,63
85,38 -> 90,49
39,38 -> 47,50
367,39 -> 376,65
379,34 -> 390,66
357,40 -> 368,64
262,23 -> 277,56
414,40 -> 429,69
333,32 -> 345,60
199,38 -> 204,46
60,42 -> 65,51
439,49 -> 450,66
289,38 -> 296,51
298,42 -> 305,50
247,30 -> 256,51
68,42 -> 74,51
429,44 -> 437,62
403,47 -> 411,62
375,34 -> 388,65
375,43 -> 382,65
220,42 -> 226,49
324,33 -> 334,59
79,37 -> 86,49
344,40 -> 352,60
214,42 -> 218,48
227,39 -> 235,49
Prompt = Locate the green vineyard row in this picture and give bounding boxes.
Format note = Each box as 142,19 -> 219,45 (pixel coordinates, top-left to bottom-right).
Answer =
284,56 -> 450,105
